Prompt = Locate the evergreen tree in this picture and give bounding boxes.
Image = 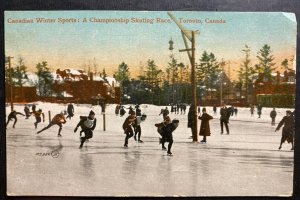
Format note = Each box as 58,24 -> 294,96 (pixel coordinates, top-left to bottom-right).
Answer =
256,44 -> 276,80
13,57 -> 29,87
115,62 -> 130,84
35,61 -> 54,97
197,51 -> 221,98
237,45 -> 257,103
145,59 -> 162,104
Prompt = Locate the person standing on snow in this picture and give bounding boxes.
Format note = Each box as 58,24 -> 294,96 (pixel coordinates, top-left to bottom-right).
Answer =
198,108 -> 213,143
24,105 -> 31,119
122,111 -> 137,148
220,104 -> 230,134
187,104 -> 196,139
66,103 -> 74,120
275,110 -> 294,150
250,105 -> 255,117
257,104 -> 263,118
270,108 -> 277,126
74,110 -> 97,148
6,110 -> 25,129
37,112 -> 66,137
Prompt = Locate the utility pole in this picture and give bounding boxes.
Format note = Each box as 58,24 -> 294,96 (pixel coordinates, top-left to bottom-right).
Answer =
168,12 -> 199,142
6,56 -> 14,111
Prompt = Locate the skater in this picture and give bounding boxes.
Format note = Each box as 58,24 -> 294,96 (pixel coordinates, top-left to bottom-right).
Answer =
220,104 -> 230,134
135,104 -> 142,116
182,104 -> 187,114
275,110 -> 294,150
115,105 -> 121,116
32,104 -> 36,113
159,107 -> 169,120
122,111 -> 137,148
257,104 -> 263,118
270,108 -> 277,126
33,109 -> 45,129
66,103 -> 74,119
133,114 -> 147,143
24,104 -> 31,119
37,112 -> 66,137
6,110 -> 25,129
234,107 -> 238,116
250,105 -> 255,117
120,105 -> 126,117
188,104 -> 196,139
198,108 -> 213,143
74,110 -> 97,148
160,119 -> 179,156
127,106 -> 135,115
155,116 -> 171,137
213,105 -> 217,115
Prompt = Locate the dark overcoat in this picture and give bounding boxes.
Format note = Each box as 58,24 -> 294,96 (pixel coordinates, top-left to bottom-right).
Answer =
198,113 -> 213,136
276,115 -> 294,143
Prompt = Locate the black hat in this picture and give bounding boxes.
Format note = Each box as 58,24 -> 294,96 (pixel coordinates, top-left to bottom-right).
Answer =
89,110 -> 95,116
172,119 -> 179,123
286,110 -> 292,114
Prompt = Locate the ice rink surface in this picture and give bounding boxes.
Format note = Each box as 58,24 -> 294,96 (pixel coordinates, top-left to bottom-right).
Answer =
6,103 -> 294,196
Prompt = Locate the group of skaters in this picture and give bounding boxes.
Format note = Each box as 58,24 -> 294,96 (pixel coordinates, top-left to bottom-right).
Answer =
6,102 -> 295,153
186,103 -> 295,150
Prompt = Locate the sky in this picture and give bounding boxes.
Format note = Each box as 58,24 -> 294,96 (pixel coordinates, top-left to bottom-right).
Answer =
5,11 -> 297,78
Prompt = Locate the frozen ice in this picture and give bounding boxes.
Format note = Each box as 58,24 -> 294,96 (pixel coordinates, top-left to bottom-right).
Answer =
6,103 -> 293,196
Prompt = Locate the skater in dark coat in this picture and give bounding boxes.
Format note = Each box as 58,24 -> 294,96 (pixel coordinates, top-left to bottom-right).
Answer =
127,106 -> 134,115
220,105 -> 230,134
122,111 -> 136,147
213,105 -> 217,115
275,110 -> 294,150
250,105 -> 255,117
24,105 -> 31,119
135,105 -> 142,116
198,108 -> 213,143
257,104 -> 263,118
155,116 -> 171,137
159,107 -> 169,120
160,119 -> 179,156
33,109 -> 45,129
74,110 -> 97,148
37,112 -> 66,136
6,110 -> 25,128
187,105 -> 196,139
270,108 -> 277,126
32,104 -> 36,113
120,106 -> 126,117
66,103 -> 74,119
115,105 -> 121,116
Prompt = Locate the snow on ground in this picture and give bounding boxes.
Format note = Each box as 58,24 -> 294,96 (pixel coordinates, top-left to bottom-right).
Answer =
6,103 -> 294,196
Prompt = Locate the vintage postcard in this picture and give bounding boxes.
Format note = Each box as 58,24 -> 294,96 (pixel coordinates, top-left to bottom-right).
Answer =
5,11 -> 297,196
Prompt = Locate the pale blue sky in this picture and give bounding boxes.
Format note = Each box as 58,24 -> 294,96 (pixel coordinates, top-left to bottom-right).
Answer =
5,11 -> 297,77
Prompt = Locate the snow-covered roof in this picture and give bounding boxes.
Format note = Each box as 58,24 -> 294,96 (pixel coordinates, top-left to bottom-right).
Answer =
67,69 -> 82,76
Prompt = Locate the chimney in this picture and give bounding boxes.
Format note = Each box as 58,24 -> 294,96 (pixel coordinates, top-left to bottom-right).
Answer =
89,72 -> 93,81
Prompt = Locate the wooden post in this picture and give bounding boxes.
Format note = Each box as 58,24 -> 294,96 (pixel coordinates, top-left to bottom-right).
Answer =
8,56 -> 14,111
103,112 -> 106,131
191,31 -> 198,142
48,111 -> 51,124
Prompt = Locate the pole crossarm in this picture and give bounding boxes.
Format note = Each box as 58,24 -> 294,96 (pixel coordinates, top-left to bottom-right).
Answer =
179,48 -> 195,52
